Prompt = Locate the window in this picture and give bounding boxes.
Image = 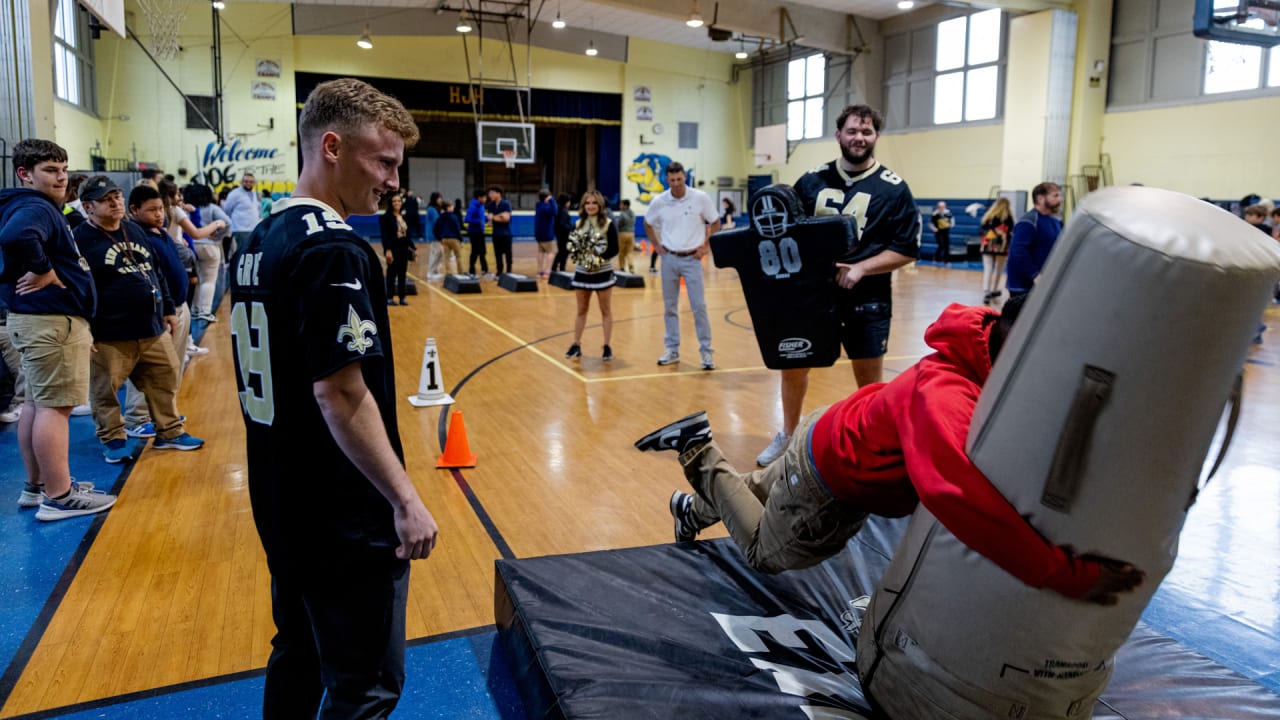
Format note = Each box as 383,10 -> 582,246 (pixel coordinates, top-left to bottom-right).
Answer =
882,9 -> 1006,130
186,95 -> 221,134
933,8 -> 1002,124
786,54 -> 825,141
51,0 -> 95,113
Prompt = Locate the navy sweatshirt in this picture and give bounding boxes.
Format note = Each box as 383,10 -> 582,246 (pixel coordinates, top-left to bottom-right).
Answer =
143,226 -> 189,306
74,219 -> 174,342
0,188 -> 97,318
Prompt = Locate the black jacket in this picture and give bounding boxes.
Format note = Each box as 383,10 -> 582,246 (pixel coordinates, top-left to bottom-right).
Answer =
380,211 -> 416,256
0,188 -> 97,318
75,219 -> 173,342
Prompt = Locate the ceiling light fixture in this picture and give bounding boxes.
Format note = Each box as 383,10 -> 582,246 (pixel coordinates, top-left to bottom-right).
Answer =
552,0 -> 565,28
735,38 -> 748,59
211,0 -> 225,9
456,10 -> 472,32
897,0 -> 914,8
356,23 -> 373,49
686,0 -> 704,28
585,40 -> 598,56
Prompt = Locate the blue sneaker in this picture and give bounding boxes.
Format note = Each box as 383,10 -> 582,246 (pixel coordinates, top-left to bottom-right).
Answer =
125,422 -> 156,438
103,439 -> 132,464
153,433 -> 205,451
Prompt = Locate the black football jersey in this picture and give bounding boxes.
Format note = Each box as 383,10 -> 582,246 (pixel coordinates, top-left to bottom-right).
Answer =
711,213 -> 855,369
229,198 -> 401,563
793,160 -> 921,301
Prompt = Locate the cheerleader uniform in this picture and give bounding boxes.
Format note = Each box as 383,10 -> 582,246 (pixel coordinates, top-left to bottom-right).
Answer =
569,217 -> 620,290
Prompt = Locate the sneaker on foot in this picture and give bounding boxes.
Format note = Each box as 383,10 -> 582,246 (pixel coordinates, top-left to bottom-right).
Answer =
602,345 -> 613,362
656,350 -> 680,366
634,410 -> 711,454
700,350 -> 716,371
0,404 -> 21,423
35,484 -> 117,521
756,432 -> 791,467
153,433 -> 205,451
186,344 -> 210,357
125,422 -> 156,439
669,490 -> 700,543
19,479 -> 95,508
648,267 -> 659,274
71,404 -> 92,417
565,343 -> 582,359
103,438 -> 132,464
400,298 -> 409,306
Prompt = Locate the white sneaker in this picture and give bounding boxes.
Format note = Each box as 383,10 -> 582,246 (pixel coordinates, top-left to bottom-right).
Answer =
656,350 -> 680,366
187,344 -> 210,357
700,350 -> 716,371
70,404 -> 92,417
0,404 -> 21,423
35,483 -> 117,521
756,432 -> 791,467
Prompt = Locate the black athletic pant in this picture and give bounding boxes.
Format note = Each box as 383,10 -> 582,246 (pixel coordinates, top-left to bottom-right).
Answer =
552,236 -> 569,272
468,231 -> 489,274
492,235 -> 513,275
263,551 -> 409,720
650,249 -> 659,270
933,229 -> 951,263
385,254 -> 409,300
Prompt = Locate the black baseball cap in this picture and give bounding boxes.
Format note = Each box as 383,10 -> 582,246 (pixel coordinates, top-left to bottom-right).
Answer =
80,175 -> 123,202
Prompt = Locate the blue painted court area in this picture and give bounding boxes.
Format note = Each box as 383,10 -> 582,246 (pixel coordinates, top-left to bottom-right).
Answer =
0,416 -> 133,680
4,631 -> 523,719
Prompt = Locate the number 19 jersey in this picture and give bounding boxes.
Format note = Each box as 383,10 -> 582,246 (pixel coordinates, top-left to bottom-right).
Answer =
229,197 -> 402,565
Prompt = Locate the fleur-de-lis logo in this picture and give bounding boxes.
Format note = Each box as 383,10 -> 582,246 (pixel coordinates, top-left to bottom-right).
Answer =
337,305 -> 377,355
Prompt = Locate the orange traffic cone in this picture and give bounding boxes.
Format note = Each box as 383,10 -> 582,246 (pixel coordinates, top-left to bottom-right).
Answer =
437,410 -> 478,468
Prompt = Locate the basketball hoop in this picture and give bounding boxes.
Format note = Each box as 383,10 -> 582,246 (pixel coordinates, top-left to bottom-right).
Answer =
502,149 -> 516,169
136,0 -> 189,60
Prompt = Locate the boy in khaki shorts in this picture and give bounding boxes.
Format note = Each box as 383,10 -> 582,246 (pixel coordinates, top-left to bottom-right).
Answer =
0,139 -> 115,521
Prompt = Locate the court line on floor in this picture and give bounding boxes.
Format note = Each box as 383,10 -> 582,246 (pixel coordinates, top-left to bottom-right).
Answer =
0,458 -> 143,715
0,625 -> 499,720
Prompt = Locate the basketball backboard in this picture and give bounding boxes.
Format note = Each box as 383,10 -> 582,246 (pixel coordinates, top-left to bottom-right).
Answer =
753,124 -> 787,166
478,121 -> 535,164
80,0 -> 126,38
1195,0 -> 1280,47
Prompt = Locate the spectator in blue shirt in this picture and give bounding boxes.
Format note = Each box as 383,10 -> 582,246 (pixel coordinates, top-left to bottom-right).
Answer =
1007,182 -> 1063,297
534,190 -> 558,278
465,190 -> 489,277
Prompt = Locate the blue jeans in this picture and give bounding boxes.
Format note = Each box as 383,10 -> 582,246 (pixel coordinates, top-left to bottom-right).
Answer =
661,253 -> 712,355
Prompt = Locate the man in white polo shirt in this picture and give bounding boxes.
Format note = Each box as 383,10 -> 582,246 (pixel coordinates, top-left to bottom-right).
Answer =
644,161 -> 720,370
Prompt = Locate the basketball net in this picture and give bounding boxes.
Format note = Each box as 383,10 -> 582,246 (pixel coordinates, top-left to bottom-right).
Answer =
502,149 -> 516,170
137,0 -> 190,60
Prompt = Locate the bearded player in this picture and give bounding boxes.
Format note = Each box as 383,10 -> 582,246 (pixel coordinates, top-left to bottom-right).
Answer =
755,105 -> 921,467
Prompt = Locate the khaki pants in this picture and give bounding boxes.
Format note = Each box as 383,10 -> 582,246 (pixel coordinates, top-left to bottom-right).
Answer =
91,334 -> 184,443
0,318 -> 25,406
618,232 -> 635,272
439,237 -> 465,274
124,304 -> 191,428
681,410 -> 865,573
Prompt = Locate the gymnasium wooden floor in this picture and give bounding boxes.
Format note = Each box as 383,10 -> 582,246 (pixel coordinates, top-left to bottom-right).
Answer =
1,244 -> 1278,717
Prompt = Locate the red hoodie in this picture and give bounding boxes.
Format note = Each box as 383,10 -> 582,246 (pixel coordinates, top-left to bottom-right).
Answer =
809,303 -> 1099,599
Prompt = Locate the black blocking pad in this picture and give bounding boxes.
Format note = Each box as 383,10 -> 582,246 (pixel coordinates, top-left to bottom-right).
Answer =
613,271 -> 646,288
443,273 -> 482,294
548,271 -> 575,290
498,273 -> 538,292
494,516 -> 1280,719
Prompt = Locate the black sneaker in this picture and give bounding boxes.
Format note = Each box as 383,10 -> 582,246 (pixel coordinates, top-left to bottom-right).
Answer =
669,490 -> 700,542
634,411 -> 711,453
565,343 -> 582,359
602,345 -> 613,361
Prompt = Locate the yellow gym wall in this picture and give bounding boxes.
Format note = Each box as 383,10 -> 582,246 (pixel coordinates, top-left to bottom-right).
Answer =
1102,95 -> 1280,196
752,123 -> 1006,199
83,1 -> 298,191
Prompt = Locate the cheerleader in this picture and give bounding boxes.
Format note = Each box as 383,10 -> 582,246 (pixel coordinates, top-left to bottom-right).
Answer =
565,190 -> 620,360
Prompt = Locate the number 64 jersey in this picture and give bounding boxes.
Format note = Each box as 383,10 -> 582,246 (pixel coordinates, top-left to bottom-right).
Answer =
228,197 -> 403,563
711,184 -> 856,369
